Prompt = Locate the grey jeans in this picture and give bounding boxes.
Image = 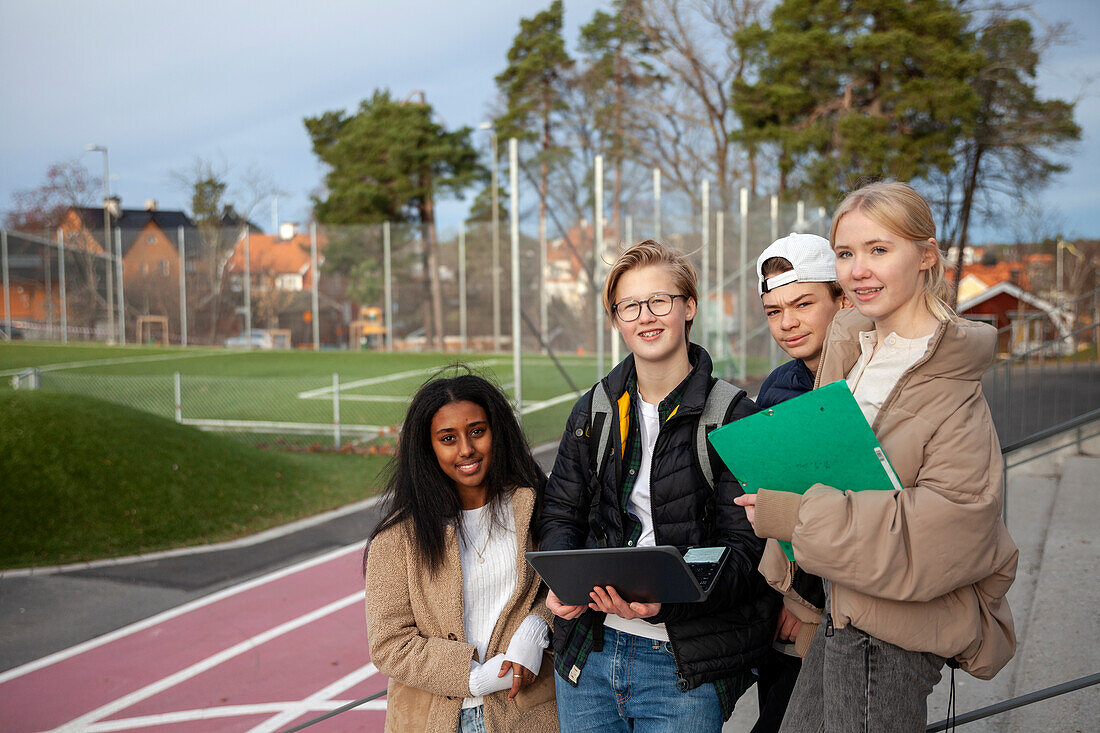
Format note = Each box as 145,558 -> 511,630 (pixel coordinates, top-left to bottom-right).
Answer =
780,621 -> 945,733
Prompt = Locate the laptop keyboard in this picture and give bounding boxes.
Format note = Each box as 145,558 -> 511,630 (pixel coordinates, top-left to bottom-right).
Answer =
688,562 -> 719,590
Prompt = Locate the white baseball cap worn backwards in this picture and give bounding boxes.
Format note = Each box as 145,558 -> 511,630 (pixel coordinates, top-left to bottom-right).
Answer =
756,232 -> 837,295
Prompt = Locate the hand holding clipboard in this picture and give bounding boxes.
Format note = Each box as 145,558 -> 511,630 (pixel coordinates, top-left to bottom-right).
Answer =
707,380 -> 902,561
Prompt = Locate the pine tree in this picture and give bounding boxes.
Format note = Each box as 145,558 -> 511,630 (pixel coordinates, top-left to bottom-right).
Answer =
494,0 -> 573,298
939,13 -> 1079,302
578,0 -> 659,233
732,0 -> 982,203
305,90 -> 482,349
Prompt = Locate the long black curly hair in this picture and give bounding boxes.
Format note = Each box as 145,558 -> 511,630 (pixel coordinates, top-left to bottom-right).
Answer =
367,369 -> 544,572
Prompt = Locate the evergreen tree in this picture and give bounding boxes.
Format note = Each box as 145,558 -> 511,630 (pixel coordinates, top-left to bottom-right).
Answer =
305,90 -> 482,349
494,0 -> 573,257
937,13 -> 1079,301
578,0 -> 659,233
732,0 -> 982,202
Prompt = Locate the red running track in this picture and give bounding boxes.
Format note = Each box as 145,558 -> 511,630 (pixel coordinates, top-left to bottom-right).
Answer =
0,543 -> 389,732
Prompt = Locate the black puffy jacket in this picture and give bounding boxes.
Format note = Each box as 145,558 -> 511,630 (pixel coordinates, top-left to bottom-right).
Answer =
538,344 -> 780,690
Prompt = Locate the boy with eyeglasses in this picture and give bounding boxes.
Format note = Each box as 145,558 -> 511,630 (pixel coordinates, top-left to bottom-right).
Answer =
538,240 -> 779,730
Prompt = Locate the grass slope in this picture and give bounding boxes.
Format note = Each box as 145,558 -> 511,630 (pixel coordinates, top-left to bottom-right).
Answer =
0,390 -> 387,569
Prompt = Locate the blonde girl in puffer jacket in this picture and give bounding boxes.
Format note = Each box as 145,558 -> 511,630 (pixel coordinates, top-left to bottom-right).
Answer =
735,181 -> 1018,733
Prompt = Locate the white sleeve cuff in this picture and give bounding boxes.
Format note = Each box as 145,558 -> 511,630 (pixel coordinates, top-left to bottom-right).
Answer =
503,615 -> 550,675
468,653 -> 511,697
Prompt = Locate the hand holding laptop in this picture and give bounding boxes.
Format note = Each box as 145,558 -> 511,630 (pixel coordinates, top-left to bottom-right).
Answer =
587,585 -> 660,619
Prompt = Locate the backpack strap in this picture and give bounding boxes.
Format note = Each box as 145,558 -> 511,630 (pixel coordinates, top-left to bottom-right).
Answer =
695,379 -> 747,490
589,383 -> 614,482
584,383 -> 615,547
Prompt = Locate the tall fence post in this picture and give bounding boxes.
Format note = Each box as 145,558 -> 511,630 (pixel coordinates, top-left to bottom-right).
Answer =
653,168 -> 661,241
768,194 -> 779,371
174,372 -> 182,423
310,222 -> 320,351
701,179 -> 710,346
539,201 -> 548,346
459,222 -> 468,352
333,373 -> 341,447
509,138 -> 522,419
57,230 -> 68,344
1,230 -> 10,340
383,221 -> 393,352
595,155 -> 605,379
739,187 -> 749,383
243,228 -> 252,350
178,226 -> 187,347
115,229 -> 126,345
716,211 -> 725,366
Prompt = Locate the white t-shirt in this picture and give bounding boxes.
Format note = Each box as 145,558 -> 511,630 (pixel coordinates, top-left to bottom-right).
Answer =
846,330 -> 933,426
604,397 -> 670,642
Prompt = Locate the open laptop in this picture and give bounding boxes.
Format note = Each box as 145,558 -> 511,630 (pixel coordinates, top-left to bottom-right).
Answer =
525,545 -> 731,605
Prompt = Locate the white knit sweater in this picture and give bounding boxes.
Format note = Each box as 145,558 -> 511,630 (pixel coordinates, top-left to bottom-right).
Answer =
458,495 -> 549,708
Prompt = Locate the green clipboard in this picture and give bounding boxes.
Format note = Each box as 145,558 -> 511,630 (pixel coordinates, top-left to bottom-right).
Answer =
707,380 -> 903,561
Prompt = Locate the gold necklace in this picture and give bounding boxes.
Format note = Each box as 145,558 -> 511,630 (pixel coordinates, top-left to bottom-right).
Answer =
465,514 -> 491,564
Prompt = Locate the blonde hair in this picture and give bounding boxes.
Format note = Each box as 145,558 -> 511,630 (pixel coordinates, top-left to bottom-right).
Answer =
829,181 -> 954,322
602,240 -> 698,337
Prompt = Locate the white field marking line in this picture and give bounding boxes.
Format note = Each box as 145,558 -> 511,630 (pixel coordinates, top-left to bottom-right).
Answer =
0,350 -> 221,378
295,358 -> 505,399
0,495 -> 384,579
0,541 -> 365,684
316,394 -> 410,403
74,664 -> 383,733
246,662 -> 380,733
53,591 -> 364,732
520,390 -> 584,414
181,418 -> 383,434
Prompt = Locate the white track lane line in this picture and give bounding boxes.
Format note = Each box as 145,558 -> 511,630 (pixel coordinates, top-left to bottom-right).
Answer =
53,592 -> 363,732
72,663 -> 382,733
76,699 -> 386,732
0,542 -> 364,684
245,662 -> 381,733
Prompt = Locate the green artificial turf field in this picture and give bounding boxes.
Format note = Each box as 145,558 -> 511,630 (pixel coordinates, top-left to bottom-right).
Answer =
0,342 -> 598,446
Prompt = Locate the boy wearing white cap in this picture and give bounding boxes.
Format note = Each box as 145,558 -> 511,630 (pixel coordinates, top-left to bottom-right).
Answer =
756,233 -> 848,409
750,233 -> 847,732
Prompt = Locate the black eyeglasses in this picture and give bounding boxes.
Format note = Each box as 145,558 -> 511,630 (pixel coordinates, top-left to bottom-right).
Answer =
612,293 -> 688,322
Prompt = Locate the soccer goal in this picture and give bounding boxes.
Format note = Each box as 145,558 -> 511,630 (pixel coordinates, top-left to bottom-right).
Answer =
136,315 -> 170,346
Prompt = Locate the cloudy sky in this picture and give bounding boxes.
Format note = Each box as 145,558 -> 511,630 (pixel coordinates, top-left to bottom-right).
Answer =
1,0 -> 1097,243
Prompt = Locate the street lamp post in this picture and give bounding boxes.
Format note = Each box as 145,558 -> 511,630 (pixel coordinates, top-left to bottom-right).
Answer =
86,144 -> 114,344
479,122 -> 501,352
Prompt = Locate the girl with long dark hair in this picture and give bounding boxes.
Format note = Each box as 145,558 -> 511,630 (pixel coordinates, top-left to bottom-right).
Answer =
365,372 -> 557,732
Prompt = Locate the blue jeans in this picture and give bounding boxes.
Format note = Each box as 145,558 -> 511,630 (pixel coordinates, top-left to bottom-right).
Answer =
459,705 -> 487,733
555,628 -> 723,732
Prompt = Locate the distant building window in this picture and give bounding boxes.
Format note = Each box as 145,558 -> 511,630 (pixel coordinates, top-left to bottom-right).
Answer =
160,260 -> 170,276
147,235 -> 156,244
275,273 -> 304,292
185,260 -> 195,273
141,263 -> 149,275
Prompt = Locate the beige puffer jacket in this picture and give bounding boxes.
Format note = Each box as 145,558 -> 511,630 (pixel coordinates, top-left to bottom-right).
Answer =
754,308 -> 1018,679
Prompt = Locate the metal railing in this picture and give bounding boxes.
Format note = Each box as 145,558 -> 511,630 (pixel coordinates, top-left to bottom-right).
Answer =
925,671 -> 1100,732
279,688 -> 386,733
